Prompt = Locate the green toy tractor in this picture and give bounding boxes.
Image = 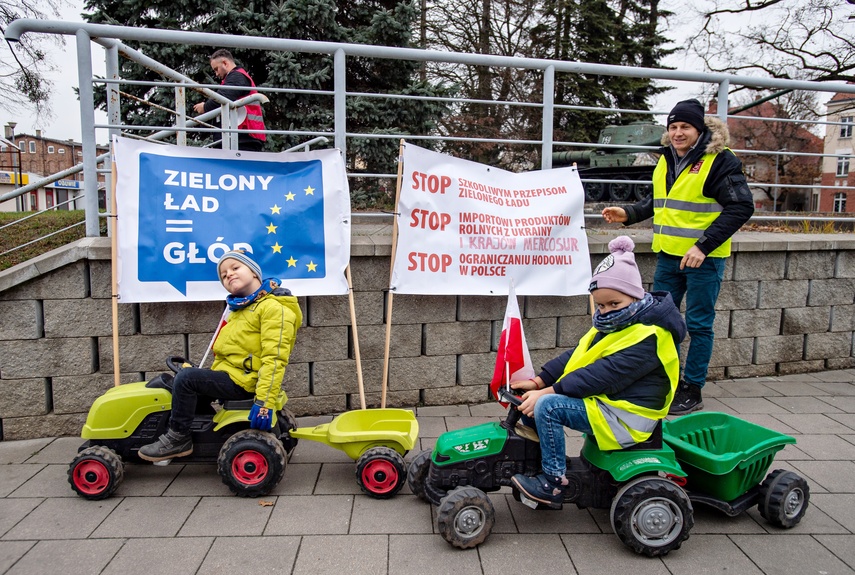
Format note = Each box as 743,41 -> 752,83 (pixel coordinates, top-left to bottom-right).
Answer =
408,389 -> 809,556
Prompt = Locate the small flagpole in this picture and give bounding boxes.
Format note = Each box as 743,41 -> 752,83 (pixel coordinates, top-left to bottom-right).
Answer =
505,278 -> 515,394
504,359 -> 511,394
199,304 -> 229,369
381,139 -> 407,408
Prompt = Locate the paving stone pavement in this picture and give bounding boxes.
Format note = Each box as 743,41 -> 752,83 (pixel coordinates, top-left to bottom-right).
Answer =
2,370 -> 855,575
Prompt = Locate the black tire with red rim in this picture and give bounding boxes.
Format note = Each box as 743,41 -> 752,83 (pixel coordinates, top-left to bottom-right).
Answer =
68,445 -> 124,500
217,429 -> 287,497
356,446 -> 407,499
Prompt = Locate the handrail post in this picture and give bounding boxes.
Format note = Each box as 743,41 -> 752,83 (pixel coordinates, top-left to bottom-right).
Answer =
76,29 -> 100,236
334,48 -> 346,156
175,85 -> 187,146
105,45 -> 122,142
105,43 -> 121,237
717,80 -> 730,123
541,65 -> 555,170
221,103 -> 234,150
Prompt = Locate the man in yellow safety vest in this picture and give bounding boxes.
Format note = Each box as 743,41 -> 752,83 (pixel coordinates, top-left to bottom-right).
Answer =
602,99 -> 754,415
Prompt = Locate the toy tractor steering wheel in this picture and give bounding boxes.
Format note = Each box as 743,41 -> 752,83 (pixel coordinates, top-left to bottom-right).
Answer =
166,356 -> 196,374
497,388 -> 526,428
498,388 -> 523,408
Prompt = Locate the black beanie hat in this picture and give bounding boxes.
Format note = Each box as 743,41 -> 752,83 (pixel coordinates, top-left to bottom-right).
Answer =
667,99 -> 706,133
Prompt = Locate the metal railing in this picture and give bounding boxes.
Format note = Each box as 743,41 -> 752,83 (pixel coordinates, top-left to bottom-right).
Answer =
3,18 -> 855,244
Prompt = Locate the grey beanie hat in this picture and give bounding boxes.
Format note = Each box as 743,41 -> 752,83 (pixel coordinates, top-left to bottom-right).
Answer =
217,249 -> 262,284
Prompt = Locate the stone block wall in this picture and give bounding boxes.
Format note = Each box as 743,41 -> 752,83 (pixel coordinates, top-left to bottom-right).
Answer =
0,230 -> 853,440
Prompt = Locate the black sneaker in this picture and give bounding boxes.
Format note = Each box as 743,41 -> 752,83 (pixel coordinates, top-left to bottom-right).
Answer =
669,382 -> 703,415
510,472 -> 568,509
139,429 -> 193,462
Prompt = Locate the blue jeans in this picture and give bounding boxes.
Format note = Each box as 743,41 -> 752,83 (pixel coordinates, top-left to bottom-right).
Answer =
653,253 -> 726,388
533,394 -> 593,477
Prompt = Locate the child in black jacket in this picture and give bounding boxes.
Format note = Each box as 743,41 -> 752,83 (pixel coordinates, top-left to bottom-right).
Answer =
510,236 -> 686,508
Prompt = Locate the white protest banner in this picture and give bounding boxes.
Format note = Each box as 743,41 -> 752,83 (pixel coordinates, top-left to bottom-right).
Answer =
390,143 -> 591,296
114,137 -> 351,302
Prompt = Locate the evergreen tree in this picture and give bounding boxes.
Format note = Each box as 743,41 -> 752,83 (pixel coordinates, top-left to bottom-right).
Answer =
423,0 -> 541,169
82,0 -> 446,208
423,0 -> 673,169
530,0 -> 674,144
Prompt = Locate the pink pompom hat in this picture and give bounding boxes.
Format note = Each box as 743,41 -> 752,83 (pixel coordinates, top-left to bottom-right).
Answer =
588,236 -> 645,299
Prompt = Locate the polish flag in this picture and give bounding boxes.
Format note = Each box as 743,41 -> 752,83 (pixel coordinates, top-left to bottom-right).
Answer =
199,306 -> 231,368
489,282 -> 535,405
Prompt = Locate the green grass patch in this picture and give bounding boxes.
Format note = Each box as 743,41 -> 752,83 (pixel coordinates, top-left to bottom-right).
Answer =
0,210 -> 106,272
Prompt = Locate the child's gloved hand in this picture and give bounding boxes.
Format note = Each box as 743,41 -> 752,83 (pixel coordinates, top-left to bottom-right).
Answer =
248,401 -> 272,430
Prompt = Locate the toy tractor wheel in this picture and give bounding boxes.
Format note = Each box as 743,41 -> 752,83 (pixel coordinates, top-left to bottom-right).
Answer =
356,446 -> 407,499
610,476 -> 693,557
406,449 -> 432,502
436,486 -> 495,549
68,446 -> 124,500
758,469 -> 810,528
217,429 -> 287,497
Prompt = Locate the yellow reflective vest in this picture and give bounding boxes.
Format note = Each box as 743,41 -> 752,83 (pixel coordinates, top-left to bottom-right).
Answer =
558,323 -> 680,451
651,152 -> 732,258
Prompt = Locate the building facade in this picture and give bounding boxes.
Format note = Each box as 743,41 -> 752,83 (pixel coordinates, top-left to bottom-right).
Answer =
820,92 -> 855,213
709,100 -> 823,212
0,126 -> 108,213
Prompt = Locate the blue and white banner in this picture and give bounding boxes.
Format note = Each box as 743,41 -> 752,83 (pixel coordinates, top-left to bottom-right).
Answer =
114,137 -> 351,302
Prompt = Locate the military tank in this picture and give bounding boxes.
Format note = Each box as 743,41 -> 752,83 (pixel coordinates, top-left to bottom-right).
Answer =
552,121 -> 666,202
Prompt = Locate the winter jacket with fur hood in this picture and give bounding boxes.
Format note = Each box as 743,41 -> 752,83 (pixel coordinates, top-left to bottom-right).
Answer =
211,288 -> 302,409
622,116 -> 754,256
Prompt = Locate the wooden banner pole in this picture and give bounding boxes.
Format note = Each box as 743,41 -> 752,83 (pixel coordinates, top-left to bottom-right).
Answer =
346,265 -> 367,409
381,139 -> 407,408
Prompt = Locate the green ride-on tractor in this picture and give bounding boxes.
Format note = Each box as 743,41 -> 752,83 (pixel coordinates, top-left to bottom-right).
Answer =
68,356 -> 419,501
408,388 -> 809,556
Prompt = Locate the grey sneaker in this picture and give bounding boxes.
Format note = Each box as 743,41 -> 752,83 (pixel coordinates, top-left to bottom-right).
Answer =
669,382 -> 703,415
139,429 -> 193,462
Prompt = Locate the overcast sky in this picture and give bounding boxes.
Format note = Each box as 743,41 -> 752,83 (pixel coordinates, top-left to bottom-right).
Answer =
4,0 -> 712,143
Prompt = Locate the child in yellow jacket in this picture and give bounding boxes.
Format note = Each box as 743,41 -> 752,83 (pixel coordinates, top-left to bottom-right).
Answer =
139,249 -> 302,462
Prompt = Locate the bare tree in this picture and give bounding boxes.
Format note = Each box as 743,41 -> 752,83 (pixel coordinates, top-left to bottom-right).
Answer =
0,0 -> 66,117
683,0 -> 855,83
424,0 -> 671,170
725,90 -> 823,211
423,0 -> 541,168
